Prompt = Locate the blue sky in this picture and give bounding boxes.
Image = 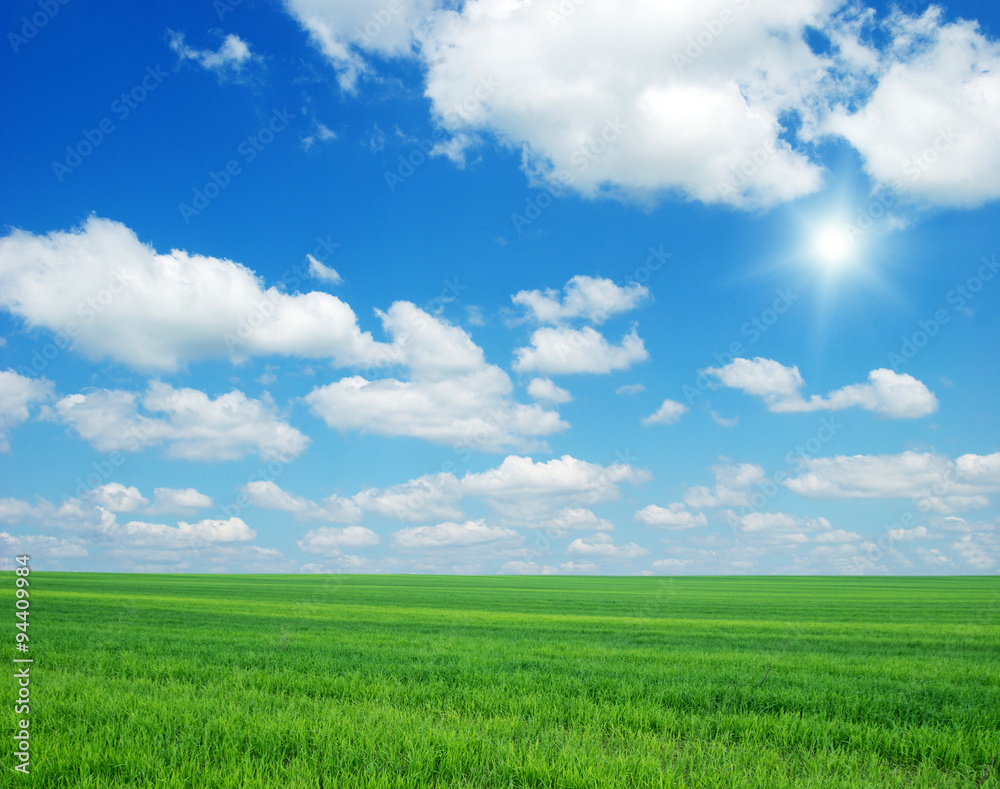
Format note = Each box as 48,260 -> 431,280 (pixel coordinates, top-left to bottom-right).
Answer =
0,0 -> 997,575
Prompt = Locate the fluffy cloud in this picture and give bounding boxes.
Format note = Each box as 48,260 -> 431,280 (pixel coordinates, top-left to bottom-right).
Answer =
462,454 -> 649,518
683,462 -> 766,509
566,532 -> 648,560
89,483 -> 148,513
642,399 -> 688,426
351,473 -> 463,522
512,275 -> 648,324
1,531 -> 88,561
513,326 -> 648,374
0,370 -> 52,452
635,503 -> 707,529
0,489 -> 284,571
701,358 -> 937,418
289,1 -> 999,209
297,526 -> 380,557
49,381 -> 308,461
0,217 -> 392,372
147,487 -> 213,516
718,510 -> 831,542
527,377 -> 572,404
284,0 -> 432,91
784,451 -> 1000,511
241,480 -> 363,523
305,301 -> 567,452
823,9 -> 1000,208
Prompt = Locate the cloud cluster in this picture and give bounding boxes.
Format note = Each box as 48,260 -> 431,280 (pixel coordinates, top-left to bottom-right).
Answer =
784,450 -> 1000,512
304,301 -> 568,451
287,0 -> 1000,209
701,358 -> 938,418
48,381 -> 309,461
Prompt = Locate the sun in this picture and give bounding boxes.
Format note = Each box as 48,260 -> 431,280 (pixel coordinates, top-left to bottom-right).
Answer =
812,224 -> 856,268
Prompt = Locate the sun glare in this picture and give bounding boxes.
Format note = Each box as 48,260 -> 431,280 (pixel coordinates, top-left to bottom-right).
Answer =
813,224 -> 855,269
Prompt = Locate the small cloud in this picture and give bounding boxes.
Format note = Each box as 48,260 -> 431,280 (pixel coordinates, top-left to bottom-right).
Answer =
616,383 -> 645,395
365,124 -> 386,153
527,377 -> 572,404
642,398 -> 687,426
302,121 -> 337,151
168,30 -> 256,77
307,254 -> 342,285
710,410 -> 739,427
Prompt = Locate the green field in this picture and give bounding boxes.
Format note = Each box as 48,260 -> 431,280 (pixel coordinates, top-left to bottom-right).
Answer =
3,574 -> 999,788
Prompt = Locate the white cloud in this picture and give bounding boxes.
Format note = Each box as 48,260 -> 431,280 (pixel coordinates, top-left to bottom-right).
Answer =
635,503 -> 707,529
89,483 -> 148,513
0,370 -> 52,452
392,519 -> 521,551
784,451 -> 1000,511
641,398 -> 688,426
527,377 -> 572,404
0,491 -> 285,572
717,509 -> 831,544
307,254 -> 342,284
419,0 -> 828,207
701,358 -> 937,418
352,473 -> 463,522
513,326 -> 648,374
813,528 -> 862,544
616,383 -> 645,395
683,462 -> 766,509
288,1 -> 999,210
49,381 -> 309,462
512,275 -> 648,324
304,301 -> 567,452
0,217 -> 394,372
1,531 -> 88,561
566,532 -> 648,560
241,480 -> 363,523
148,487 -> 213,516
461,454 -> 649,520
168,31 -> 255,74
951,531 -> 999,570
886,525 -> 930,542
510,507 -> 615,536
284,0 -> 431,91
823,9 -> 1000,208
297,526 -> 380,557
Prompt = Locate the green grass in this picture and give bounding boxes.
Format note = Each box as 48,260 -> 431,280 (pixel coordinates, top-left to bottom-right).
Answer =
3,574 -> 999,787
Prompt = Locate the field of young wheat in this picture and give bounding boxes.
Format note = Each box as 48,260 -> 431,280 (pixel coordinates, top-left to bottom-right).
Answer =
3,573 -> 998,788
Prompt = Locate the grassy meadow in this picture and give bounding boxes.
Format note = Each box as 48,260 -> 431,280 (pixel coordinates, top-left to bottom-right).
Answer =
3,573 -> 999,787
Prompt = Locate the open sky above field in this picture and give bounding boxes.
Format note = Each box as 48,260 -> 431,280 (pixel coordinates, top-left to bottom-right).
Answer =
0,0 -> 997,575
